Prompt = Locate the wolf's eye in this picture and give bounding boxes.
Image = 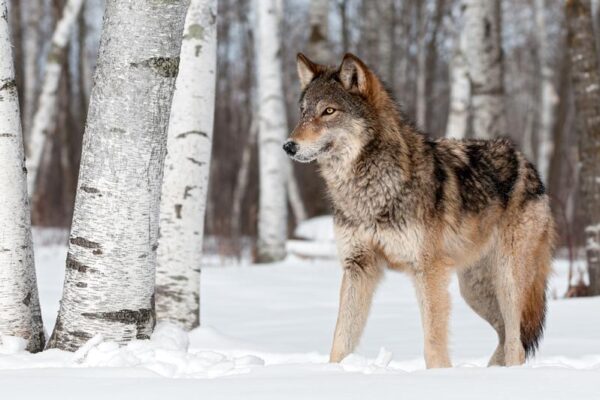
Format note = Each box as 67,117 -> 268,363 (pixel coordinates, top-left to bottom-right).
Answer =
323,107 -> 336,116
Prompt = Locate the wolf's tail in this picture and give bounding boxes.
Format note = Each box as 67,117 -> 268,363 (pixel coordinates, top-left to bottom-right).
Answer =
520,225 -> 553,358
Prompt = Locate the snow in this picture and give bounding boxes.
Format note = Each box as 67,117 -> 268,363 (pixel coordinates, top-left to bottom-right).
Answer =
1,226 -> 600,399
293,215 -> 335,241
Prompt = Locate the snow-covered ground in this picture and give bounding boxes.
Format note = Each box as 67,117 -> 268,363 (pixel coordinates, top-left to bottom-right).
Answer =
1,226 -> 599,399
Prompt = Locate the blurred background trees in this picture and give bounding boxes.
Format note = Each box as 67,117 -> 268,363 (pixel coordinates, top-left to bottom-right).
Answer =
6,0 -> 600,292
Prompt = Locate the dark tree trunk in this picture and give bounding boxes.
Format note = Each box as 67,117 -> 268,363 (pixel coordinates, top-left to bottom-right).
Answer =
566,0 -> 600,296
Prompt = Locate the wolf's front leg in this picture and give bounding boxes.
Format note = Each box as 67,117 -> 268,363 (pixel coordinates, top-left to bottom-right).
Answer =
413,266 -> 452,368
329,249 -> 382,363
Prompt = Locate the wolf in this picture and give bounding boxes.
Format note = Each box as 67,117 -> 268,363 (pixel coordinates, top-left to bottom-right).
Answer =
283,53 -> 554,368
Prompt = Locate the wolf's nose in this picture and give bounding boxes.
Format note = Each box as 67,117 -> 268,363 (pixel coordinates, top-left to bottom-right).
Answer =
283,141 -> 298,156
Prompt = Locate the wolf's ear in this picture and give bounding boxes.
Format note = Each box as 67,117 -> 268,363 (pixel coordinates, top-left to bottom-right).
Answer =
338,53 -> 371,94
297,53 -> 319,89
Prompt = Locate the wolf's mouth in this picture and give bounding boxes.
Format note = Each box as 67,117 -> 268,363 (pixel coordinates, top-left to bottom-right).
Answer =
290,141 -> 333,163
290,154 -> 317,163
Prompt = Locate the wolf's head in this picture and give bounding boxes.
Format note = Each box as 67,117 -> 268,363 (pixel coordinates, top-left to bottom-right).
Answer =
284,53 -> 392,163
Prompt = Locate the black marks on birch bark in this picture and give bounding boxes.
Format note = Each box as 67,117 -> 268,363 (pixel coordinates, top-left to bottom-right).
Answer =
82,308 -> 154,340
0,79 -> 16,92
130,57 -> 180,78
175,204 -> 182,219
187,157 -> 205,166
70,236 -> 102,250
484,18 -> 492,39
71,330 -> 92,340
66,253 -> 96,273
183,185 -> 197,199
81,185 -> 101,195
22,292 -> 31,306
185,24 -> 205,41
176,130 -> 208,139
0,133 -> 15,138
156,285 -> 184,302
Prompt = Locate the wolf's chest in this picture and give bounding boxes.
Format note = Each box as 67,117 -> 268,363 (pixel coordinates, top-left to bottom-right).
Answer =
373,225 -> 424,266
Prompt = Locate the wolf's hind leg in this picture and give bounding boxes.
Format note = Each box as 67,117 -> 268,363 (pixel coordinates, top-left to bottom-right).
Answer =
329,250 -> 382,363
494,253 -> 527,366
458,261 -> 506,366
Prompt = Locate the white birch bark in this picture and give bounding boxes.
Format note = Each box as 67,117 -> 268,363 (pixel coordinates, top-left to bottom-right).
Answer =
156,0 -> 217,330
26,0 -> 83,197
255,0 -> 288,263
461,0 -> 506,139
0,1 -> 45,352
46,0 -> 189,351
534,0 -> 558,183
307,0 -> 331,64
446,6 -> 470,139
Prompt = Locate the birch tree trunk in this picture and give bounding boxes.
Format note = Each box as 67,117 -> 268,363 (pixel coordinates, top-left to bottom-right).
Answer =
255,0 -> 288,263
566,0 -> 600,296
26,0 -> 83,197
307,0 -> 331,64
47,0 -> 189,351
0,0 -> 45,352
534,0 -> 558,183
156,0 -> 217,330
446,17 -> 470,139
461,0 -> 506,139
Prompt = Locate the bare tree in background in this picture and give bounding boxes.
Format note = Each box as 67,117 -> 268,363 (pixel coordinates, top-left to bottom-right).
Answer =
156,0 -> 217,330
446,5 -> 470,139
21,0 -> 43,141
0,0 -> 44,352
566,0 -> 600,296
376,0 -> 396,86
47,0 -> 189,351
462,0 -> 506,138
337,0 -> 350,54
231,118 -> 258,241
26,0 -> 83,197
255,0 -> 288,263
414,0 -> 447,132
308,0 -> 331,63
8,0 -> 22,110
535,0 -> 559,182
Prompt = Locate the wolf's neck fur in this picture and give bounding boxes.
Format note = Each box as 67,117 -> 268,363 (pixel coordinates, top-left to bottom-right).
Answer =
318,102 -> 425,224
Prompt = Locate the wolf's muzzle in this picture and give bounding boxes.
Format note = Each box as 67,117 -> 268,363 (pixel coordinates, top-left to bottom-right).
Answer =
283,141 -> 298,156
